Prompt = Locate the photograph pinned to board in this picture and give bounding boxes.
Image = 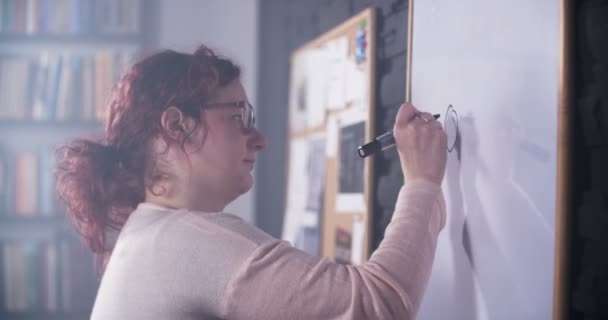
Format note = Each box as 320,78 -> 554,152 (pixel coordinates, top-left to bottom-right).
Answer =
323,36 -> 369,112
334,227 -> 352,264
282,134 -> 326,256
288,49 -> 330,131
282,137 -> 309,245
336,108 -> 367,213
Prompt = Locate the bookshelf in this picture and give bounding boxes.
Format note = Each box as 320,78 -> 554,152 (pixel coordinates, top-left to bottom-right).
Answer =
0,0 -> 155,318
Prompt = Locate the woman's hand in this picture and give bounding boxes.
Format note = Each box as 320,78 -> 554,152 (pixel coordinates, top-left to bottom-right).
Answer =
393,103 -> 448,185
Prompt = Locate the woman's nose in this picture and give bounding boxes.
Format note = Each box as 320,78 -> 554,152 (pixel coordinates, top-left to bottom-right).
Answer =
248,128 -> 268,151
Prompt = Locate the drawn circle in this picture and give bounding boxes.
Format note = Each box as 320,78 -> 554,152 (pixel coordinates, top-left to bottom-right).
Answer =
444,105 -> 459,152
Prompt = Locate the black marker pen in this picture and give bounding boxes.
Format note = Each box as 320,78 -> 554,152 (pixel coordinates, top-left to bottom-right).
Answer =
357,114 -> 440,158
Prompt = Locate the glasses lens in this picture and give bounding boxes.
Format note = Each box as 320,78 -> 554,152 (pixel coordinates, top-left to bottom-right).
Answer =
244,103 -> 255,132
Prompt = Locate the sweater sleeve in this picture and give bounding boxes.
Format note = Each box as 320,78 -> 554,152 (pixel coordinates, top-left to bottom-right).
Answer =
221,179 -> 446,320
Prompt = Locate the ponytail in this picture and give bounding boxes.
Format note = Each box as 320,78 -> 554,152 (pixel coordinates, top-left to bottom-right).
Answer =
55,139 -> 144,257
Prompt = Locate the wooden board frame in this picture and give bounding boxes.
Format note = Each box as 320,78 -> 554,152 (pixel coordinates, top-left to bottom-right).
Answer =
553,1 -> 574,319
405,0 -> 573,319
284,7 -> 377,264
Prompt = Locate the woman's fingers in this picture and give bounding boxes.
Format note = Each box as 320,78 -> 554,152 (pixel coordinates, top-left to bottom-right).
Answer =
393,103 -> 448,184
395,103 -> 419,126
417,112 -> 435,123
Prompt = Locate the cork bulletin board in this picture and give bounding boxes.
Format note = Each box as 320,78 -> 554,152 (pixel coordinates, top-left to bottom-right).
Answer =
282,8 -> 376,265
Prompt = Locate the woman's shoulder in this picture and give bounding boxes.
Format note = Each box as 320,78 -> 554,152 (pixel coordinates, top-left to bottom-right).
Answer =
181,210 -> 276,246
134,203 -> 271,241
122,203 -> 277,255
118,204 -> 276,262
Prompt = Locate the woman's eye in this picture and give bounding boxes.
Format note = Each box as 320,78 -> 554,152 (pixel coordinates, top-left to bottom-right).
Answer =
231,114 -> 243,123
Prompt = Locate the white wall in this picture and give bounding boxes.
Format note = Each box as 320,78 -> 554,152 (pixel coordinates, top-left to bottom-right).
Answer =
157,0 -> 259,223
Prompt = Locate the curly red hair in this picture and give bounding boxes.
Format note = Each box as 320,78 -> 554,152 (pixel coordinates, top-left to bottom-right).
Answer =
55,45 -> 240,270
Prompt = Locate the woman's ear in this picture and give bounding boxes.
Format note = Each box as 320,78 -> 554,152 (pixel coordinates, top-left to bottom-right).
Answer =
160,106 -> 197,140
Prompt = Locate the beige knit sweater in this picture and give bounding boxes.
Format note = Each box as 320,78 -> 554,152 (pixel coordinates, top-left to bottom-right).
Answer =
90,179 -> 446,320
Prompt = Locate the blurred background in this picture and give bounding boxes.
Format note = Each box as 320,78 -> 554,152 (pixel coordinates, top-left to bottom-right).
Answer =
0,0 -> 263,318
2,0 -> 382,318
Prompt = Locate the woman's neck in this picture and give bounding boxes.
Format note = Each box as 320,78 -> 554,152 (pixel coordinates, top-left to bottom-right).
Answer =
144,182 -> 228,212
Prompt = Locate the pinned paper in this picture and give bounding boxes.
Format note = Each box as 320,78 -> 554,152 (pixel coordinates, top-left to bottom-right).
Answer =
345,60 -> 367,110
351,218 -> 365,265
335,227 -> 352,265
325,59 -> 348,110
323,37 -> 349,111
326,114 -> 339,157
288,49 -> 330,131
282,138 -> 310,244
335,109 -> 367,213
305,137 -> 326,214
289,52 -> 310,131
283,135 -> 325,255
306,50 -> 330,128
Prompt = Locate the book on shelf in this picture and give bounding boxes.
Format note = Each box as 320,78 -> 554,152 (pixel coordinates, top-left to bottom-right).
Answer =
0,0 -> 146,316
38,145 -> 58,217
0,144 -> 6,213
1,145 -> 64,218
0,144 -> 13,217
59,237 -> 96,311
0,51 -> 136,123
0,0 -> 140,35
1,238 -> 96,312
15,152 -> 38,217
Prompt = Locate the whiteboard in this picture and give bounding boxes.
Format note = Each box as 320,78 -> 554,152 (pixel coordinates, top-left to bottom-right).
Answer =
409,1 -> 562,319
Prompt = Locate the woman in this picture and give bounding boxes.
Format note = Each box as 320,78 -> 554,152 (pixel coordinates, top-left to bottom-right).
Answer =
56,45 -> 447,319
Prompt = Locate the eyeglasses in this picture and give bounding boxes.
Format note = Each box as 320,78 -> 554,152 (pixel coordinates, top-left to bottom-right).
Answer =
203,101 -> 256,133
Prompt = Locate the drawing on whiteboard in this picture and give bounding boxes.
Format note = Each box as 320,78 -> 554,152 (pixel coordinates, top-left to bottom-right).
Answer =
502,117 -> 555,231
445,104 -> 459,152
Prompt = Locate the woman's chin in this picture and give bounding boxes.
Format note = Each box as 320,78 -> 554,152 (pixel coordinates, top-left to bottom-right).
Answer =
237,174 -> 254,193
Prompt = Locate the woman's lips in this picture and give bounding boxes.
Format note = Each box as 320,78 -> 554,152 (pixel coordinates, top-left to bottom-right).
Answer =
244,159 -> 255,169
